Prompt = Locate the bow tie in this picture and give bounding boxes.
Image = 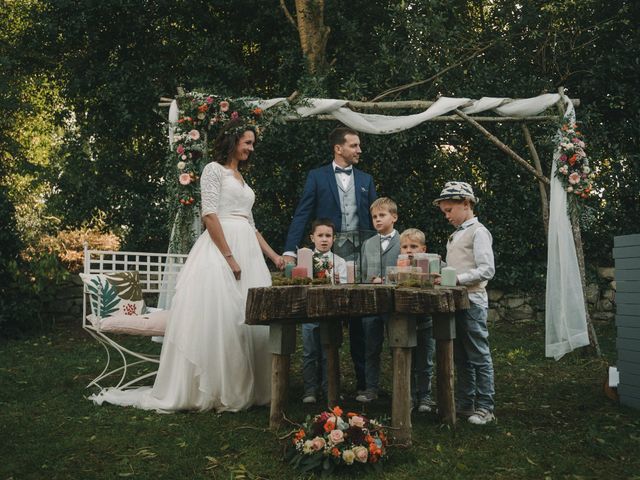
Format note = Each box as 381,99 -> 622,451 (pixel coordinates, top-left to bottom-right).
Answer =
334,167 -> 352,175
380,234 -> 394,241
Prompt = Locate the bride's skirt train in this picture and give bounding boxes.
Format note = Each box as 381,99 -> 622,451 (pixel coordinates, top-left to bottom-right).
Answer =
89,217 -> 271,412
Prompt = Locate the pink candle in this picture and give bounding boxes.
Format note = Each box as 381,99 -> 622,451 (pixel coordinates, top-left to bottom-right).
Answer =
397,254 -> 411,267
297,247 -> 314,279
346,261 -> 355,283
292,266 -> 308,278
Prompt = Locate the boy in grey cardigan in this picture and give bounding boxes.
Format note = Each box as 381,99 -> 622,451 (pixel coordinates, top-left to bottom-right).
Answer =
356,197 -> 400,402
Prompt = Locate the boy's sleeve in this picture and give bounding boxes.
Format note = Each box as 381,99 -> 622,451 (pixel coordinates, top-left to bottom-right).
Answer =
457,227 -> 495,285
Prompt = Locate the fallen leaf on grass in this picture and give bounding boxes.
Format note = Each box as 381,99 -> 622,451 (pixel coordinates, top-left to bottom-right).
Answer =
526,457 -> 537,465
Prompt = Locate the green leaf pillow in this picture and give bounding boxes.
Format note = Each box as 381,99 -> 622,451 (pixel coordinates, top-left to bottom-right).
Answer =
80,271 -> 145,319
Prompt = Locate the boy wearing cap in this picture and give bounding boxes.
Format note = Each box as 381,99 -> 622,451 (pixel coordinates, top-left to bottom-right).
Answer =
433,181 -> 496,425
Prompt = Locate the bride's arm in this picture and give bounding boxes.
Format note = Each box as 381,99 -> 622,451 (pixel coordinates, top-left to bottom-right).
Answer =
255,231 -> 285,270
203,213 -> 242,280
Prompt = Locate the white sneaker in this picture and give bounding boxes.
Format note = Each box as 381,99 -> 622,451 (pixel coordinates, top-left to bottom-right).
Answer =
302,394 -> 317,404
355,390 -> 378,403
468,408 -> 496,425
417,398 -> 435,413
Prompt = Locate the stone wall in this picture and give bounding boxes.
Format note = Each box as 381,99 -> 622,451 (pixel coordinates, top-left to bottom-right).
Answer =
488,266 -> 616,323
42,275 -> 85,322
47,267 -> 618,324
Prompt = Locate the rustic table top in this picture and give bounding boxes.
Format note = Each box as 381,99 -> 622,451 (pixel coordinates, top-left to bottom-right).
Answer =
245,284 -> 469,325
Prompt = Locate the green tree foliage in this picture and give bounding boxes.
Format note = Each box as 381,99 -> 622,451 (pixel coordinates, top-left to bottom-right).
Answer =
3,0 -> 639,295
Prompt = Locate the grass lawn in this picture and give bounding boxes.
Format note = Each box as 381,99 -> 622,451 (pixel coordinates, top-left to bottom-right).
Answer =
1,319 -> 638,479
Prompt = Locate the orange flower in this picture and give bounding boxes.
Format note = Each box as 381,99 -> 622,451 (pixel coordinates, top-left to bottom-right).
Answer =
198,104 -> 209,113
324,419 -> 335,432
347,412 -> 358,418
253,107 -> 263,116
568,154 -> 578,165
294,429 -> 305,441
365,435 -> 374,443
332,406 -> 343,417
331,447 -> 340,457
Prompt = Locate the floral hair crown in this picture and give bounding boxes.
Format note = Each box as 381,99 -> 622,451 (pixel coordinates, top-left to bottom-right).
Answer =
175,93 -> 269,140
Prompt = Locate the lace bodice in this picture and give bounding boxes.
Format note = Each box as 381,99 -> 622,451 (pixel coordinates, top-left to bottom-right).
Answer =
200,162 -> 256,228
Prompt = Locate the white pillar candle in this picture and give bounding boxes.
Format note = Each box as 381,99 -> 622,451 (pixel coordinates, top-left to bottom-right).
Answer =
440,266 -> 457,286
297,247 -> 314,279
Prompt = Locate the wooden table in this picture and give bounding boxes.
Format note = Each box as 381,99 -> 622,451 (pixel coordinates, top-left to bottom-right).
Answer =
245,284 -> 469,445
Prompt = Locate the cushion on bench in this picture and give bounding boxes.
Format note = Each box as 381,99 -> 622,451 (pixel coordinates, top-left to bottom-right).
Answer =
87,309 -> 169,336
80,271 -> 145,318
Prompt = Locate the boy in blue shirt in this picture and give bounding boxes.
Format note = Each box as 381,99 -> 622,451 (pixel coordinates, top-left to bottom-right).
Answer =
433,182 -> 496,425
400,228 -> 436,413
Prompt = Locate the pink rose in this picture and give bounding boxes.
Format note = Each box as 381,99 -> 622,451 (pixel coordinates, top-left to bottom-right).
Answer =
349,415 -> 365,428
568,172 -> 581,185
176,144 -> 185,155
311,437 -> 325,451
231,111 -> 239,120
206,96 -> 214,104
179,173 -> 191,185
188,129 -> 200,140
353,445 -> 368,463
219,101 -> 229,112
559,154 -> 567,162
328,429 -> 344,445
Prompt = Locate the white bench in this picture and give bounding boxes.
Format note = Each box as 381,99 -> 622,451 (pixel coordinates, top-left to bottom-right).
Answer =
82,245 -> 188,390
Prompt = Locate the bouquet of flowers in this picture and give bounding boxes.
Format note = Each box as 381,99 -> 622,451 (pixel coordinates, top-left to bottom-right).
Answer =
285,406 -> 388,475
555,122 -> 595,201
312,252 -> 333,280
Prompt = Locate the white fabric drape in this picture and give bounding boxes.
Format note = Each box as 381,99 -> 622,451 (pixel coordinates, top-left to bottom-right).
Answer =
165,92 -> 589,359
544,96 -> 590,360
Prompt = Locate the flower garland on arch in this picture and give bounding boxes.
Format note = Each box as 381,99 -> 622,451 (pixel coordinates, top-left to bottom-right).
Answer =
165,92 -> 289,253
554,122 -> 596,215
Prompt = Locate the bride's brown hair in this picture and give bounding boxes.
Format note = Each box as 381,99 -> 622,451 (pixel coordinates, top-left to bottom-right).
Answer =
212,119 -> 258,167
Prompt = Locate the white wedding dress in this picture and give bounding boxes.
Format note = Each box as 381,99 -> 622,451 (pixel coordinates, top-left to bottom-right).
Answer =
90,161 -> 272,412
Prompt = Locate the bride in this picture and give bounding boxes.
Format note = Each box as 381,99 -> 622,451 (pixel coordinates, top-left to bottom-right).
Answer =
90,120 -> 285,412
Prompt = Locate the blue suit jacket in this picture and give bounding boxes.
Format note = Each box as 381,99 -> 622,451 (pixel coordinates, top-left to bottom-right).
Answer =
284,163 -> 377,252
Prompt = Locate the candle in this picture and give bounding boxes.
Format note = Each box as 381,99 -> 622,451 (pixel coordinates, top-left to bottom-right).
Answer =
346,261 -> 355,283
284,263 -> 295,279
397,266 -> 412,283
385,266 -> 398,285
397,254 -> 411,267
292,266 -> 308,278
440,266 -> 457,286
414,253 -> 429,274
426,254 -> 441,274
429,258 -> 441,275
297,247 -> 314,279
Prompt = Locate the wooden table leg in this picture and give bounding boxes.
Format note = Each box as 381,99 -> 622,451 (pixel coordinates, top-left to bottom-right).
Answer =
320,318 -> 343,408
388,313 -> 416,446
268,323 -> 296,429
432,312 -> 456,425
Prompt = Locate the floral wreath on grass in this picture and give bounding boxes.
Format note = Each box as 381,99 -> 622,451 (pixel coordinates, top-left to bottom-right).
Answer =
165,92 -> 290,253
555,122 -> 596,213
284,406 -> 389,475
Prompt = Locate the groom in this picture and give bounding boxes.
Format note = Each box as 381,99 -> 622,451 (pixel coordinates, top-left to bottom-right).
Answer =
283,126 -> 377,396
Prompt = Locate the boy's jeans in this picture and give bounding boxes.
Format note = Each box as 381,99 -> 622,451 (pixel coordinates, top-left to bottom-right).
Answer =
302,322 -> 327,396
454,304 -> 495,412
361,314 -> 386,392
412,317 -> 435,401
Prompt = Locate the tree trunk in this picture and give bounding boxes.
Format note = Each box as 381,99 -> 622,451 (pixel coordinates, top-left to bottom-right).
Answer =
293,0 -> 330,74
